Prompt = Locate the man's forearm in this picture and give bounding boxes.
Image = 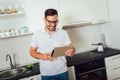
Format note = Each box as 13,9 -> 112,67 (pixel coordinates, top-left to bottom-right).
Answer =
30,46 -> 43,59
30,51 -> 43,59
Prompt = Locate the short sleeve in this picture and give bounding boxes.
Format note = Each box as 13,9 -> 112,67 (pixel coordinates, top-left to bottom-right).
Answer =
30,33 -> 38,48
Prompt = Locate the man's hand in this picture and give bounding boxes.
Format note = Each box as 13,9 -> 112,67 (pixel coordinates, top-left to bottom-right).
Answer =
42,52 -> 52,60
65,47 -> 75,57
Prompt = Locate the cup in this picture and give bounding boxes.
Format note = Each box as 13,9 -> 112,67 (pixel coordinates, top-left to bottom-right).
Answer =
20,27 -> 28,34
11,30 -> 15,36
15,29 -> 20,35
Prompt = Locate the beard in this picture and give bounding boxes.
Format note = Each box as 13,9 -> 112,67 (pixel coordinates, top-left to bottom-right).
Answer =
47,25 -> 56,32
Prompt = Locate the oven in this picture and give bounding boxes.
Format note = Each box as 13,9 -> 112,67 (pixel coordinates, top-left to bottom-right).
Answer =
74,59 -> 107,80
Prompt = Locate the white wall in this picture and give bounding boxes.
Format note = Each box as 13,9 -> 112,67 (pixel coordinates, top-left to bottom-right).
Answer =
102,0 -> 120,49
65,24 -> 102,53
0,34 -> 38,69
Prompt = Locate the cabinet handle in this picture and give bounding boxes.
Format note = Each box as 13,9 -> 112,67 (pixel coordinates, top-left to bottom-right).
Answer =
70,20 -> 86,24
113,76 -> 120,80
113,66 -> 120,70
112,56 -> 120,60
78,67 -> 105,76
98,19 -> 106,21
97,19 -> 106,23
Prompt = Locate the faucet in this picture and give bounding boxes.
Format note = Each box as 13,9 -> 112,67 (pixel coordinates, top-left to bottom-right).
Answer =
6,54 -> 15,69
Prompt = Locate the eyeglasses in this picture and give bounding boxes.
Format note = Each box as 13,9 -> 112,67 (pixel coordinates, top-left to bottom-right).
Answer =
46,18 -> 59,24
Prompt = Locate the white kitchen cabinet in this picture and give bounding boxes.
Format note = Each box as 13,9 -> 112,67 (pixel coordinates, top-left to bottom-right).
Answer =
25,0 -> 109,30
19,78 -> 28,80
68,66 -> 76,80
19,74 -> 41,80
88,0 -> 109,24
59,0 -> 91,27
105,54 -> 120,80
25,0 -> 60,32
28,75 -> 41,80
20,67 -> 76,80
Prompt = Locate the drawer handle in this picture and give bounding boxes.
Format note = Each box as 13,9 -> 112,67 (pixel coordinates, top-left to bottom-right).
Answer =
112,56 -> 120,60
113,66 -> 120,70
78,67 -> 105,76
113,76 -> 120,80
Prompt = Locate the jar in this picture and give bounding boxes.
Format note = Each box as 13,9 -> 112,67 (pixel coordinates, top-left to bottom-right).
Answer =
97,43 -> 104,52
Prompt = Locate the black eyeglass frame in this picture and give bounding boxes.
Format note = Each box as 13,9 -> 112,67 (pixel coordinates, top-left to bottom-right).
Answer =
45,18 -> 59,24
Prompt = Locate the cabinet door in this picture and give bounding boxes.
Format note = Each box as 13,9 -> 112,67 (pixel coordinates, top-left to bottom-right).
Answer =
28,75 -> 41,80
89,0 -> 109,24
68,66 -> 76,80
19,75 -> 41,80
105,54 -> 120,80
59,0 -> 90,27
25,0 -> 60,32
105,54 -> 120,69
106,68 -> 120,80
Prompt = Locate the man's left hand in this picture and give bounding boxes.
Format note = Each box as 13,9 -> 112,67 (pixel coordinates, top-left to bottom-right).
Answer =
65,47 -> 75,57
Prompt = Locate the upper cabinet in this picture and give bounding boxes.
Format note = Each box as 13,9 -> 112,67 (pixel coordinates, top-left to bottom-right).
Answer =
25,0 -> 60,32
88,0 -> 109,24
59,0 -> 109,27
5,0 -> 109,33
59,0 -> 91,27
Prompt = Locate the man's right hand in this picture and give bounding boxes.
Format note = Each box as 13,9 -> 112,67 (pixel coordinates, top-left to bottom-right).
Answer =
30,46 -> 53,60
42,53 -> 52,60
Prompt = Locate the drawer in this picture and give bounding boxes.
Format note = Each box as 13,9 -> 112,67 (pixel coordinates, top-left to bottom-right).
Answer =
106,69 -> 120,80
107,74 -> 120,80
105,54 -> 120,67
106,67 -> 120,76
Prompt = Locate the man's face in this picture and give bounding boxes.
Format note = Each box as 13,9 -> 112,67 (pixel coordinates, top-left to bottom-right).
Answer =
44,15 -> 59,32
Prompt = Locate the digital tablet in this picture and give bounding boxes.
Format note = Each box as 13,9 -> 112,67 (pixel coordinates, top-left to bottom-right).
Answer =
51,46 -> 73,57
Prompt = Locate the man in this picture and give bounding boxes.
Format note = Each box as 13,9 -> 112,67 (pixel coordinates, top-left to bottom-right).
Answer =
30,8 -> 75,80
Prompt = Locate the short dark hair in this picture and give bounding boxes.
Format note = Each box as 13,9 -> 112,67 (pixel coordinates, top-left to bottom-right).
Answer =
45,8 -> 58,17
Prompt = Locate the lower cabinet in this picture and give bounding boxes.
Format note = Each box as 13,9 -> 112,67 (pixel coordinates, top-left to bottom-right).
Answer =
105,54 -> 120,80
19,74 -> 41,80
19,78 -> 28,80
68,66 -> 76,80
20,68 -> 76,80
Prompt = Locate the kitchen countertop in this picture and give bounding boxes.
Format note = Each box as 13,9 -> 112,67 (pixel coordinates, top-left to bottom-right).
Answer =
66,47 -> 120,67
16,63 -> 40,80
1,48 -> 120,80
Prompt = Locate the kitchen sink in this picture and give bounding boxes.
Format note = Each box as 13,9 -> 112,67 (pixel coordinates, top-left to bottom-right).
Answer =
0,67 -> 26,80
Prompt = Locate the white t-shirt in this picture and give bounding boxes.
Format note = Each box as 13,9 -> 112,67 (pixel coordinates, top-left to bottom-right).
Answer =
30,28 -> 71,76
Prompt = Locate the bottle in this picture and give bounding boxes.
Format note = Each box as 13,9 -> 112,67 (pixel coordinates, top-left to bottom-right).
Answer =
97,43 -> 104,52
